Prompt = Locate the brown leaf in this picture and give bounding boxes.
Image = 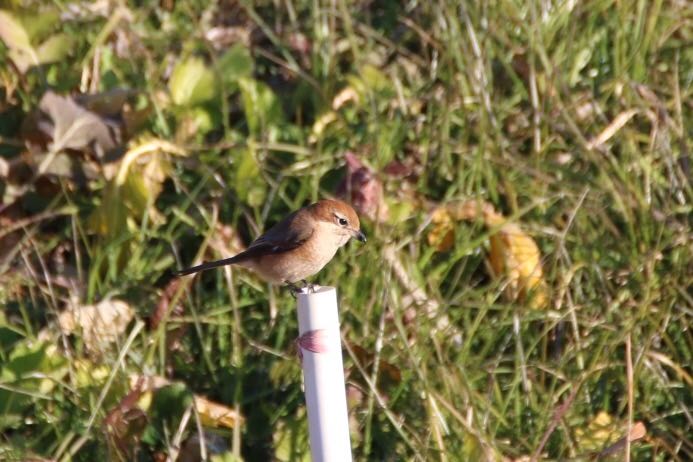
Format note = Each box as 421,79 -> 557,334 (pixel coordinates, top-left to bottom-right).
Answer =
288,32 -> 311,56
75,88 -> 138,119
336,151 -> 388,221
149,278 -> 188,356
149,278 -> 185,330
348,342 -> 402,385
383,157 -> 420,180
103,376 -> 148,457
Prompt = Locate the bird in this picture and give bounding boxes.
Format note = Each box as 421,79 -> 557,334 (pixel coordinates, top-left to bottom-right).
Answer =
176,199 -> 366,292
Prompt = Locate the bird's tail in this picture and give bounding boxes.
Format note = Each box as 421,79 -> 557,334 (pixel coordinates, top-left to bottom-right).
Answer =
175,255 -> 243,276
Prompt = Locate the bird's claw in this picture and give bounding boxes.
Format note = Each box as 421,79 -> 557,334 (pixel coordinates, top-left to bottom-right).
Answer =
301,279 -> 318,293
286,282 -> 301,298
286,280 -> 318,296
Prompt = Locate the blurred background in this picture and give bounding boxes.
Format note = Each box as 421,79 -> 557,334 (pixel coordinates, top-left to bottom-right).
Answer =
0,0 -> 690,460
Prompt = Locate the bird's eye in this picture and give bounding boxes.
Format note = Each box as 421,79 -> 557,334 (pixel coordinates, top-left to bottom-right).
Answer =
338,217 -> 348,226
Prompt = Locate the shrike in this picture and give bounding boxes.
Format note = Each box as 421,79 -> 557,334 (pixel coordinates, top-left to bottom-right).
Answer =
176,199 -> 366,290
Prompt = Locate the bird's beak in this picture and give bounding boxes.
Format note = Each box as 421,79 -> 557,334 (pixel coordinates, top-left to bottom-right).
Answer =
353,229 -> 367,243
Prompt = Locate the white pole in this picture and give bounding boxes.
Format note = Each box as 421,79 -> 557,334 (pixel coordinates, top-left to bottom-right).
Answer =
296,286 -> 352,462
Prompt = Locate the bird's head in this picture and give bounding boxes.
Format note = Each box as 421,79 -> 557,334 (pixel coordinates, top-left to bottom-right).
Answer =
310,199 -> 366,247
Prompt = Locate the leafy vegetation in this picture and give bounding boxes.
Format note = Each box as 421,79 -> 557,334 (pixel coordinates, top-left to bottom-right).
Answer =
0,0 -> 690,461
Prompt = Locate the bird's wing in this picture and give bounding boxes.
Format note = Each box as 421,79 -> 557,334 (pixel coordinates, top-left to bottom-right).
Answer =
175,208 -> 314,276
228,209 -> 314,262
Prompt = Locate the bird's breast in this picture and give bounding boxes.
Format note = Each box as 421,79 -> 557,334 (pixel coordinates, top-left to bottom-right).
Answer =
248,230 -> 342,284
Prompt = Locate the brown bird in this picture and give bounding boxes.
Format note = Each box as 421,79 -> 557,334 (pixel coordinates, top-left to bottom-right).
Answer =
176,199 -> 366,291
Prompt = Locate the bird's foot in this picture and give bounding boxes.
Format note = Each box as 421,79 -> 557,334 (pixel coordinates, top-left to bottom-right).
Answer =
286,281 -> 301,298
301,280 -> 318,293
286,280 -> 318,296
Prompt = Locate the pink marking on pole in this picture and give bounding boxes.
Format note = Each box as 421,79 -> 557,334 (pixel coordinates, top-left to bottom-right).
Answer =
297,328 -> 330,361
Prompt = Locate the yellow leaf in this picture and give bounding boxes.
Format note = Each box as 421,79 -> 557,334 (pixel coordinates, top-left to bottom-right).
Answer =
74,359 -> 110,388
308,111 -> 338,143
427,207 -> 455,252
434,200 -> 549,309
488,221 -> 548,309
575,411 -> 620,452
128,374 -> 245,429
195,396 -> 244,429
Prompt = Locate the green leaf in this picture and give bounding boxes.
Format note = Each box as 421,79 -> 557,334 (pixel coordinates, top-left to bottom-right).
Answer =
142,383 -> 193,446
217,44 -> 254,90
359,64 -> 391,92
0,340 -> 68,430
238,77 -> 283,137
0,9 -> 35,73
234,148 -> 267,207
87,181 -> 128,239
36,33 -> 73,65
17,8 -> 60,43
152,383 -> 193,420
210,452 -> 243,462
169,56 -> 218,106
274,408 -> 310,462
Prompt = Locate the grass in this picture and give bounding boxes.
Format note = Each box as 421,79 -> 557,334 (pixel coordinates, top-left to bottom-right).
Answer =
0,0 -> 691,461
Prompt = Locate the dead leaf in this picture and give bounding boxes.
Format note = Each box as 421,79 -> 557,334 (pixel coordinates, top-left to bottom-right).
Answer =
31,151 -> 99,183
429,200 -> 548,309
336,151 -> 388,221
427,207 -> 455,252
204,26 -> 252,49
57,299 -> 134,351
75,88 -> 138,119
488,221 -> 547,310
383,157 -> 419,180
149,278 -> 188,355
37,91 -> 118,156
348,342 -> 402,385
332,86 -> 359,110
0,156 -> 8,177
104,376 -> 148,457
129,375 -> 245,429
194,396 -> 244,429
149,278 -> 185,330
586,109 -> 639,150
